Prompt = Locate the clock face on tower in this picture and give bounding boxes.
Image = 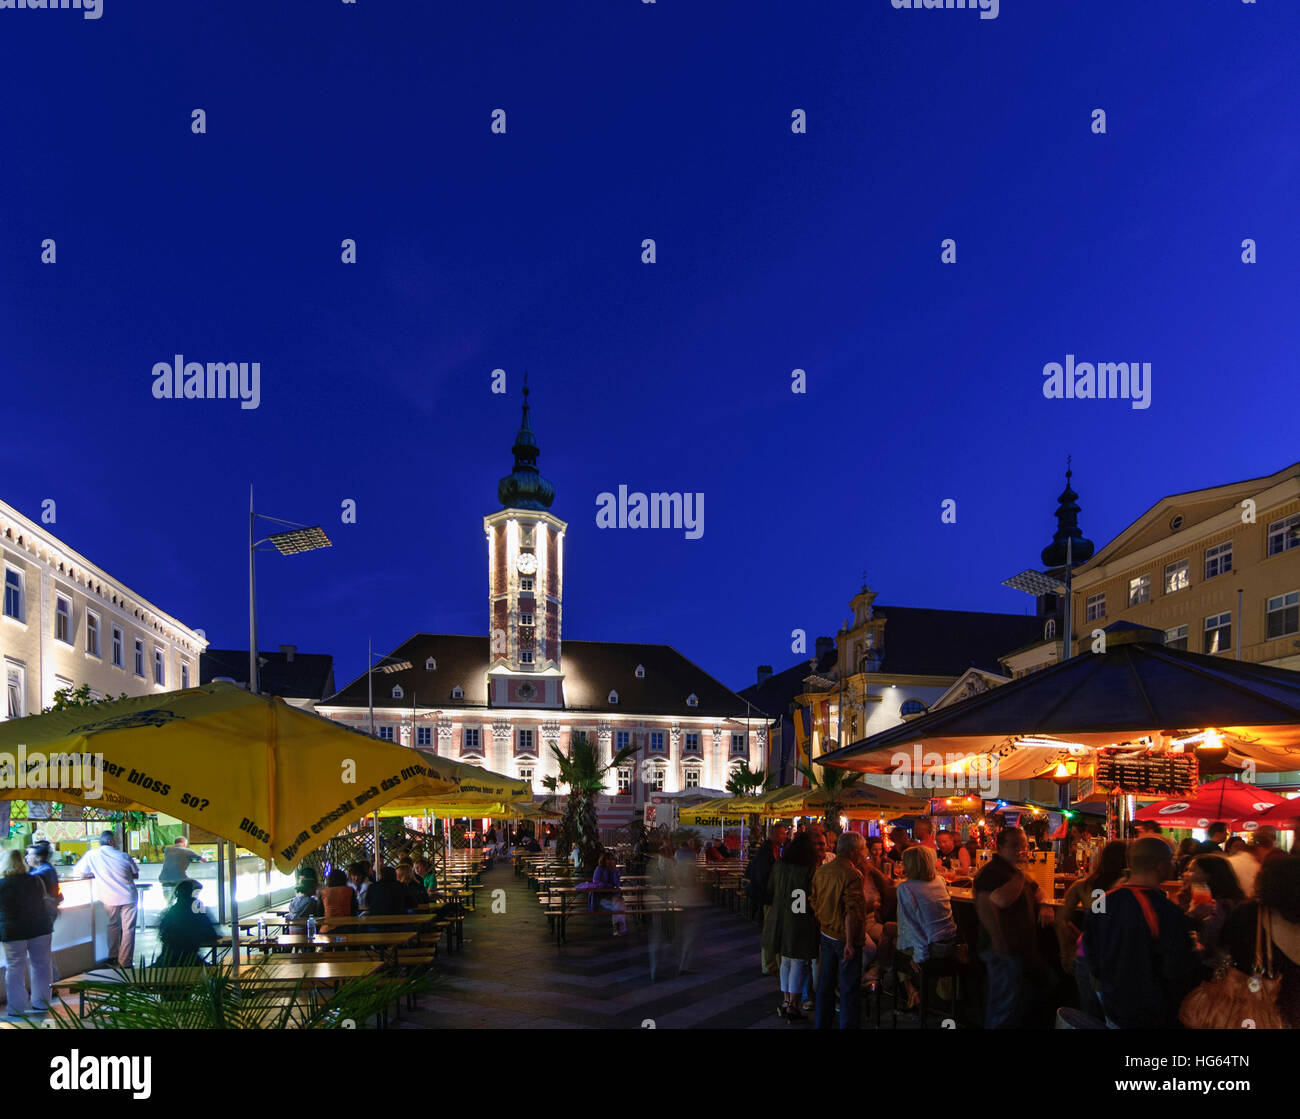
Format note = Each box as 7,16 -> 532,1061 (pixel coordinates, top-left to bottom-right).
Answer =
515,552 -> 537,575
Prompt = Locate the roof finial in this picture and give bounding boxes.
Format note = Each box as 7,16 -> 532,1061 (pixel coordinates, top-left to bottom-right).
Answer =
1066,453 -> 1072,482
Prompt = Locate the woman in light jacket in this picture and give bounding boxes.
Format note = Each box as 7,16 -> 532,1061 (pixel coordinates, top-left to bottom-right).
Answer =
894,845 -> 959,1009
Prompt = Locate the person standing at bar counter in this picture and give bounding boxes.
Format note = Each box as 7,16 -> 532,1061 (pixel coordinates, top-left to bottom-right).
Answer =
71,830 -> 140,967
0,849 -> 53,1018
973,827 -> 1054,1028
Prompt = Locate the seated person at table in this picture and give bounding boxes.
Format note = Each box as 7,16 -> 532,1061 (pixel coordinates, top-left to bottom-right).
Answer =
589,851 -> 627,936
347,862 -> 371,910
413,858 -> 437,894
866,836 -> 887,872
703,841 -> 723,863
935,830 -> 971,874
894,845 -> 960,1007
286,880 -> 323,925
156,880 -> 219,969
886,827 -> 913,864
396,864 -> 428,907
319,868 -> 359,933
855,844 -> 899,988
365,867 -> 408,916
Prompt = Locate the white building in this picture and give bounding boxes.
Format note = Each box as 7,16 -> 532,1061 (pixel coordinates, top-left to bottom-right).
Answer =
0,499 -> 207,720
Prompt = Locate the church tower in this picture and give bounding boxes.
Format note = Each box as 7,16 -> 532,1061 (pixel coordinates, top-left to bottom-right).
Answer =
484,379 -> 568,708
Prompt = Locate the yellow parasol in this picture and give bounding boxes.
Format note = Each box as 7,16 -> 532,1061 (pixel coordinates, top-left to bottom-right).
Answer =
0,683 -> 458,872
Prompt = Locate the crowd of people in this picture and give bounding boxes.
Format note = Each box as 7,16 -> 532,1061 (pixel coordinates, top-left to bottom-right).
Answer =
740,816 -> 1299,1030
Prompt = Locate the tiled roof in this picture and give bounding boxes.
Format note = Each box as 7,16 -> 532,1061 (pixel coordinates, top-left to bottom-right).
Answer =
868,606 -> 1043,676
200,648 -> 336,702
321,634 -> 752,718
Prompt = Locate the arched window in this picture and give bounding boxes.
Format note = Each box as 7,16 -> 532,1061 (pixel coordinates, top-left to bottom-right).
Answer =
900,699 -> 925,717
635,664 -> 645,679
608,690 -> 619,705
1044,618 -> 1057,641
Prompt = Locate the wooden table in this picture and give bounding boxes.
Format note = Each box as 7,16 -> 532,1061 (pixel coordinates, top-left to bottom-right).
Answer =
252,931 -> 419,965
542,886 -> 675,946
312,915 -> 439,935
52,958 -> 386,1018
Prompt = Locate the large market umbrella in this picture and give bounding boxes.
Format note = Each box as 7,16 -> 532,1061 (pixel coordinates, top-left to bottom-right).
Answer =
372,758 -> 531,870
800,783 -> 929,814
0,682 -> 458,871
1134,777 -> 1291,829
1252,797 -> 1300,830
818,623 -> 1300,780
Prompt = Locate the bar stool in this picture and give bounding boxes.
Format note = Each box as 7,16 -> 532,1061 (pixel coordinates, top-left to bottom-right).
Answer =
877,949 -> 962,1029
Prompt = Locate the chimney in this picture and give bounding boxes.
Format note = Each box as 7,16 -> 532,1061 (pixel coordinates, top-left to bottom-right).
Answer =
815,636 -> 834,662
756,665 -> 773,686
279,645 -> 296,662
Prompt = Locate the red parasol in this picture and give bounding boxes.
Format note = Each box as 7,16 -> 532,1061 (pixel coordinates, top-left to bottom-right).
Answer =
1251,796 -> 1300,830
1134,777 -> 1290,829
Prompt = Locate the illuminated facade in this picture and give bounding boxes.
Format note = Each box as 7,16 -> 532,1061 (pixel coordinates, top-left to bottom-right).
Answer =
316,386 -> 760,825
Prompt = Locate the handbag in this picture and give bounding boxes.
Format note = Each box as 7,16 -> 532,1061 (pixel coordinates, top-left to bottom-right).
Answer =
1179,906 -> 1284,1030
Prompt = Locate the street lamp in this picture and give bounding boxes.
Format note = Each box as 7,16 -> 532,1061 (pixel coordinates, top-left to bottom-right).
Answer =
248,487 -> 332,695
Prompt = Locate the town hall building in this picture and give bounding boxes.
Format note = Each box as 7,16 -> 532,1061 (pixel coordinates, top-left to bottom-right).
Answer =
314,385 -> 761,827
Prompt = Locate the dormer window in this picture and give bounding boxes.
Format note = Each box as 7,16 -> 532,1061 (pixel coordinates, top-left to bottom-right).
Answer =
635,664 -> 645,679
392,685 -> 404,700
608,690 -> 619,705
686,693 -> 699,708
451,685 -> 465,700
425,657 -> 436,670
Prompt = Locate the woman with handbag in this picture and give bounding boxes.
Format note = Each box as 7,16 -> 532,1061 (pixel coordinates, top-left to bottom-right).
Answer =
1182,854 -> 1300,1029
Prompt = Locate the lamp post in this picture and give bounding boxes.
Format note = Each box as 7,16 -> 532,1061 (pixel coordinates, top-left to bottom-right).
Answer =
243,487 -> 331,956
366,643 -> 413,869
248,487 -> 332,696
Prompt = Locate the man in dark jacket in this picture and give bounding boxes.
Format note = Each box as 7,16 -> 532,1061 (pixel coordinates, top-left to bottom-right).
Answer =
1082,836 -> 1200,1029
1,849 -> 54,1017
746,824 -> 787,976
365,867 -> 408,915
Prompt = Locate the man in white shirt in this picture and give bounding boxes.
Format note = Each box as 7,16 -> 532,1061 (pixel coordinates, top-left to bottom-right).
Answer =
72,831 -> 140,967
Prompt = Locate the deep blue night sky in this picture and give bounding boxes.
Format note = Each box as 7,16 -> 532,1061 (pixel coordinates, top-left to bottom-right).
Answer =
2,2 -> 1297,695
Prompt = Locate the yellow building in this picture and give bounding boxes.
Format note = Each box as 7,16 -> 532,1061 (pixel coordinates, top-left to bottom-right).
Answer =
1069,462 -> 1300,670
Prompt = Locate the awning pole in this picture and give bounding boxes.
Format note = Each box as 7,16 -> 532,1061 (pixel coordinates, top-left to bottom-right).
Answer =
228,841 -> 241,966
